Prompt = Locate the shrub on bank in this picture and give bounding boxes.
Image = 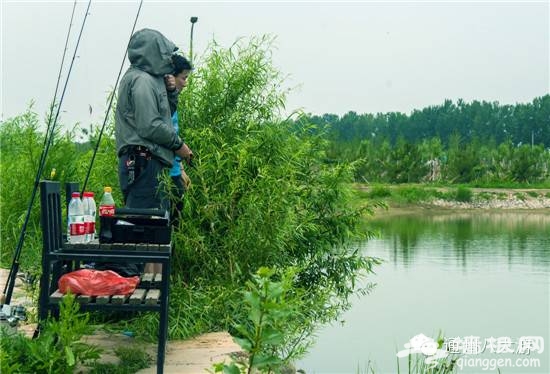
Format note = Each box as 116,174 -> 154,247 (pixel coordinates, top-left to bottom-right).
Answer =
366,185 -> 392,198
167,37 -> 379,356
455,186 -> 473,202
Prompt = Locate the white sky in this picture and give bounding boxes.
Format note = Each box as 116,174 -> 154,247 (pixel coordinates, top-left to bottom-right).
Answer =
1,0 -> 549,130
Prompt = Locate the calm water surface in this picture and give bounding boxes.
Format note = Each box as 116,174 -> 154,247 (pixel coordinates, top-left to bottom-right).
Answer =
299,210 -> 550,373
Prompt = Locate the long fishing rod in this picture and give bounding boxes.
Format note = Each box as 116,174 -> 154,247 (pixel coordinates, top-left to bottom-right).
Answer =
81,0 -> 143,195
1,0 -> 78,306
40,0 -> 78,174
2,0 -> 92,306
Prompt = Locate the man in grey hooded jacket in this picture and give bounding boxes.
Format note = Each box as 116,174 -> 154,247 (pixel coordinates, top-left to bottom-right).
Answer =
115,28 -> 192,210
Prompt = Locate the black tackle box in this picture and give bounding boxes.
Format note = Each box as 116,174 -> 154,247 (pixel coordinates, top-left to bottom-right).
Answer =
99,208 -> 171,244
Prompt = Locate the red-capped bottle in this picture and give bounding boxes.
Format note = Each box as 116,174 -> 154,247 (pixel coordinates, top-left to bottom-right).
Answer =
82,192 -> 96,243
68,192 -> 86,243
99,187 -> 115,217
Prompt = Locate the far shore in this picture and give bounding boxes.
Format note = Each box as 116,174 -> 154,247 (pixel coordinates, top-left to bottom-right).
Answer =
373,205 -> 550,218
358,186 -> 550,213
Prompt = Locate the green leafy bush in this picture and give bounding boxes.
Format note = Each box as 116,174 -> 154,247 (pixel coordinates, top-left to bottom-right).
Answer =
164,37 -> 379,348
393,186 -> 433,203
432,189 -> 455,201
477,192 -> 493,201
214,267 -> 301,374
514,192 -> 526,201
0,293 -> 101,373
0,105 -> 118,272
88,346 -> 152,374
366,185 -> 392,198
527,191 -> 539,198
455,186 -> 473,202
496,192 -> 508,200
0,108 -> 75,270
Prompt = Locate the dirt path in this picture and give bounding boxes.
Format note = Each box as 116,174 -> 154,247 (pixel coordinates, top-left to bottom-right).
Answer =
81,330 -> 239,373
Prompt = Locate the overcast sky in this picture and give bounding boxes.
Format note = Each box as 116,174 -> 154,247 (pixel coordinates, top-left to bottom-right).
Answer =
1,0 -> 548,129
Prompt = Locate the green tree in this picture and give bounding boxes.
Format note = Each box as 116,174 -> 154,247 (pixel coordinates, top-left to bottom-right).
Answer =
511,144 -> 545,183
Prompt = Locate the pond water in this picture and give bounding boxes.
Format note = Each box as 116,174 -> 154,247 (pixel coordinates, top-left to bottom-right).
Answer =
299,210 -> 550,373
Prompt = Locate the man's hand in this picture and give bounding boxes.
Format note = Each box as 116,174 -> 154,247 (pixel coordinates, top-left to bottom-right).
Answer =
164,74 -> 176,92
175,143 -> 193,165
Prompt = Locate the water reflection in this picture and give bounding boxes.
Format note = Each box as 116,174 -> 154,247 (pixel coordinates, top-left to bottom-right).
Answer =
366,210 -> 550,270
300,210 -> 549,373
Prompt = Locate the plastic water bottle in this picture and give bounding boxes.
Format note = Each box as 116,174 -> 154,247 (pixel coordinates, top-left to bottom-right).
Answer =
99,187 -> 115,217
82,192 -> 96,243
68,192 -> 85,243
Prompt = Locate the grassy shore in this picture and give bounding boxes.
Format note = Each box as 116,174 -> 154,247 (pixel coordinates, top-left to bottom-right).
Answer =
353,183 -> 550,210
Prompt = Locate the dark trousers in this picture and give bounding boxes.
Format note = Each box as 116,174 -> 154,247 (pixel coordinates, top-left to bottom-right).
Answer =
170,175 -> 186,227
118,154 -> 169,212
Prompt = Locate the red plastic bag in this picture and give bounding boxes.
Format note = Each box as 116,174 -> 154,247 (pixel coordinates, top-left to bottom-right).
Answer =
58,269 -> 140,296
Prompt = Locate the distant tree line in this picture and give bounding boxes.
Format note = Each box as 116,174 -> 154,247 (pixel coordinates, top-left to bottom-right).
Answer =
298,95 -> 550,185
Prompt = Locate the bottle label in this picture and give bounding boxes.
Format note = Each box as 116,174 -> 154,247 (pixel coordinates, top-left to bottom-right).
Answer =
84,221 -> 95,235
99,205 -> 115,217
70,217 -> 85,236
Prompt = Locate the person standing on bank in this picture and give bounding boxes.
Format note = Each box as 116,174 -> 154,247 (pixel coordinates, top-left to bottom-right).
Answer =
168,54 -> 193,226
115,28 -> 192,212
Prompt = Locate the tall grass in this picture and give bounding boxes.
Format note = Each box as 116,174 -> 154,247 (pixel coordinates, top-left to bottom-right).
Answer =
0,107 -> 120,273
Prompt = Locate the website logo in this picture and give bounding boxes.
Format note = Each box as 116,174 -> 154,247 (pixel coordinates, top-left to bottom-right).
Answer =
396,333 -> 449,368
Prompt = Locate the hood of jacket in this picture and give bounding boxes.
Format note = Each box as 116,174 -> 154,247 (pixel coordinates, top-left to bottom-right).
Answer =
128,28 -> 177,76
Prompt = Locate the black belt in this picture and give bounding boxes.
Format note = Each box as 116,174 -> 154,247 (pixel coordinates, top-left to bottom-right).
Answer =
120,145 -> 152,159
122,146 -> 152,186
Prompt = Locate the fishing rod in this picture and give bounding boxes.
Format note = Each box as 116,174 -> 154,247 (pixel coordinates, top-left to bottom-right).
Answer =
1,0 -> 79,305
41,0 -> 78,175
81,0 -> 144,195
1,0 -> 92,306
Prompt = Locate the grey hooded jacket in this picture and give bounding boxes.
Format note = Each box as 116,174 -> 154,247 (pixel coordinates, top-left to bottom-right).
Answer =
115,28 -> 182,166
